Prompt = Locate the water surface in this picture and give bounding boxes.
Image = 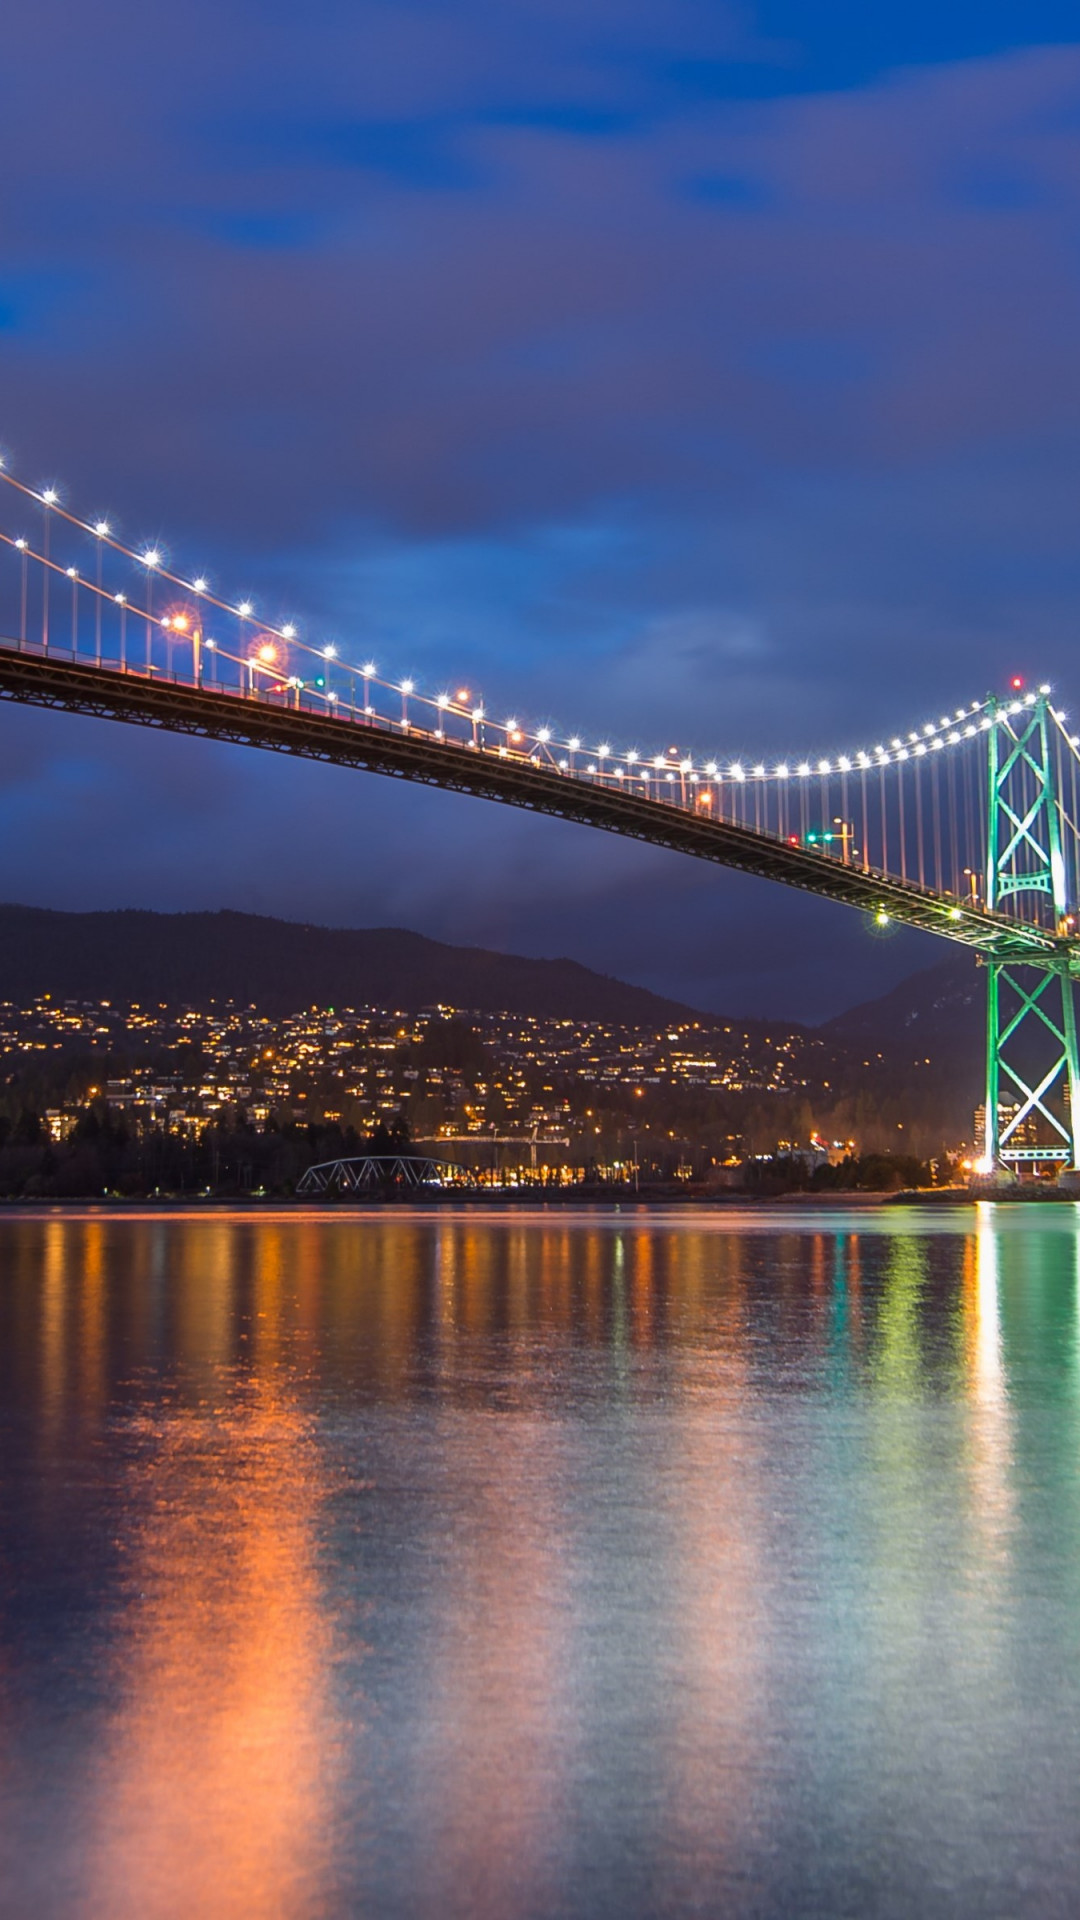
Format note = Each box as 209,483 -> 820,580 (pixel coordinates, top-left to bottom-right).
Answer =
2,1203 -> 1080,1917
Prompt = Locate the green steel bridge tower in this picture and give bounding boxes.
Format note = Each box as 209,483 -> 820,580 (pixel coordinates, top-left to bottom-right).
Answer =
983,690 -> 1080,1178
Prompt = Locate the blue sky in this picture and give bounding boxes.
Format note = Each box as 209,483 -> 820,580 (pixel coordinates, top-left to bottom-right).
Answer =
1,0 -> 1079,1018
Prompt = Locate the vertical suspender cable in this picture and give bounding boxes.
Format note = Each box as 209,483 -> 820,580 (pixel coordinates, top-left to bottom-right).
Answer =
947,751 -> 959,896
1060,737 -> 1068,910
42,505 -> 50,651
914,758 -> 925,887
962,746 -> 975,894
1055,726 -> 1066,904
977,736 -> 987,885
931,756 -> 942,893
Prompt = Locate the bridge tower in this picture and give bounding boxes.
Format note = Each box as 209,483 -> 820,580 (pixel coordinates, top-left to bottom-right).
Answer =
982,690 -> 1080,1177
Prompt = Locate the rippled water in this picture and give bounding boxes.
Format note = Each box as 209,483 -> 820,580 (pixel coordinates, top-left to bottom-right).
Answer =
2,1204 -> 1080,1917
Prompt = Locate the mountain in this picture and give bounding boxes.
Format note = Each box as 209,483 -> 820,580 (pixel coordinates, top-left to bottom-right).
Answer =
822,951 -> 982,1066
0,904 -> 712,1025
821,951 -> 986,1140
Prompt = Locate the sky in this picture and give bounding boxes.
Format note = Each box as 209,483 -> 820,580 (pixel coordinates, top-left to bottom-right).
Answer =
1,0 -> 1079,1020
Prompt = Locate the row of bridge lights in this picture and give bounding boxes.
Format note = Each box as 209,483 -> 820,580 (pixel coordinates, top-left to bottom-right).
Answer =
8,471 -> 1080,768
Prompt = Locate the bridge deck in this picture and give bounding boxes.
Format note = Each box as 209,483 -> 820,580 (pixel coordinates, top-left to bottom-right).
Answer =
0,641 -> 1071,971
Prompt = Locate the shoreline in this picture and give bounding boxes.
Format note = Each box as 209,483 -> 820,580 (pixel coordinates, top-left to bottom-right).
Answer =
0,1186 -> 1071,1211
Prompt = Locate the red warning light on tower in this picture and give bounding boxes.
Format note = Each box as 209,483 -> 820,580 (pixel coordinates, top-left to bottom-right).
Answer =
1010,675 -> 1024,690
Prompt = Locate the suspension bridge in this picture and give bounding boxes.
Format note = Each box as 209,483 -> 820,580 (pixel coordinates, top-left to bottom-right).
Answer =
0,464 -> 1078,1181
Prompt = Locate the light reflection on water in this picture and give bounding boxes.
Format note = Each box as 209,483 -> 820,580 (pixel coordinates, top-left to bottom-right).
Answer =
2,1204 -> 1080,1916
